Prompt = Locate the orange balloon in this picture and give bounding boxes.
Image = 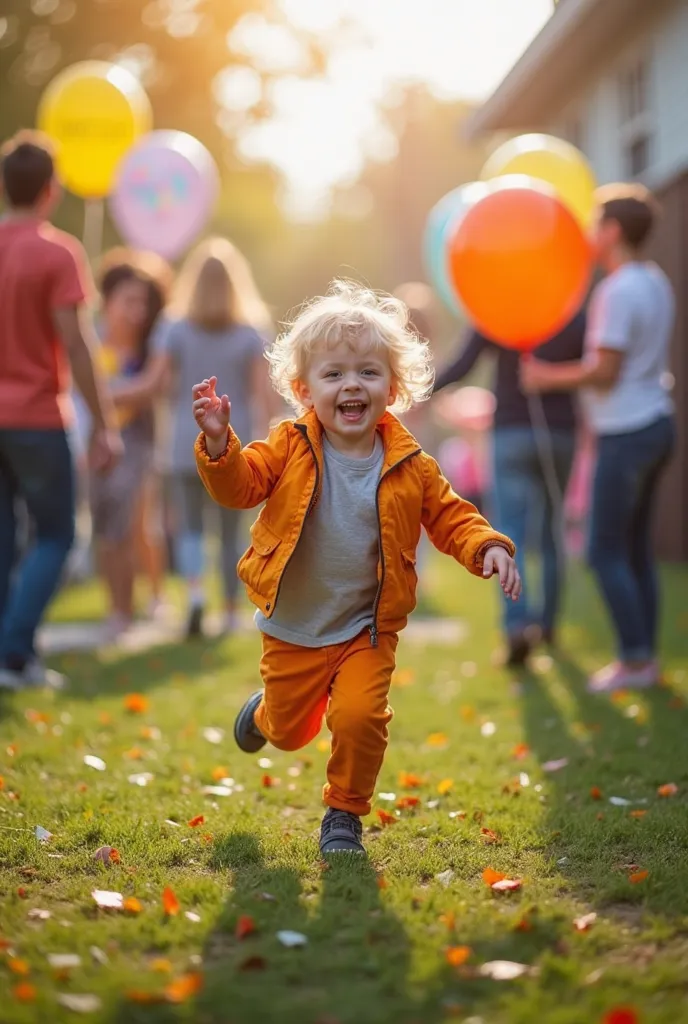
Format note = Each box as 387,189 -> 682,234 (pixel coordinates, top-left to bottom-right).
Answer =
448,178 -> 592,350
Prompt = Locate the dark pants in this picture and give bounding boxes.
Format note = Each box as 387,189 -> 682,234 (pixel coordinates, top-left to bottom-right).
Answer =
492,426 -> 576,637
588,415 -> 675,661
0,429 -> 75,664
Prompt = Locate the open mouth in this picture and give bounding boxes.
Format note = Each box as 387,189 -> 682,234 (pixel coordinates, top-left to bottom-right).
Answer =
338,400 -> 368,422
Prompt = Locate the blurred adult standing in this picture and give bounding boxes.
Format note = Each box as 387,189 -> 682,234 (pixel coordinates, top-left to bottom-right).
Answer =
522,185 -> 675,691
90,251 -> 169,640
433,311 -> 586,665
116,237 -> 272,638
0,132 -> 121,690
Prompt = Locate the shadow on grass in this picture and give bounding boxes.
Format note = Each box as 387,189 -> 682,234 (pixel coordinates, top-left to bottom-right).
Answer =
518,589 -> 688,921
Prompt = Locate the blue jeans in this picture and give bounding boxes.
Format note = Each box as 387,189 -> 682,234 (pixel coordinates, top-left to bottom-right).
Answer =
0,429 -> 75,664
588,415 -> 675,661
492,426 -> 576,637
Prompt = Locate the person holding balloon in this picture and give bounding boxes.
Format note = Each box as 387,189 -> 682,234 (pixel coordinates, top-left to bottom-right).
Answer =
521,185 -> 676,692
0,132 -> 122,690
433,313 -> 586,665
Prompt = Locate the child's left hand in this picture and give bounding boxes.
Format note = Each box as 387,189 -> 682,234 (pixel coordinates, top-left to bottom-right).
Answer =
482,546 -> 521,601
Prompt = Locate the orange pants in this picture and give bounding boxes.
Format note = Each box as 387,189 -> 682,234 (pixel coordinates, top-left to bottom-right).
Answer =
254,630 -> 398,816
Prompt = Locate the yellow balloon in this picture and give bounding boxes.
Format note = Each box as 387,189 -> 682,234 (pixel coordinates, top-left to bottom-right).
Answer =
38,61 -> 152,199
480,134 -> 597,228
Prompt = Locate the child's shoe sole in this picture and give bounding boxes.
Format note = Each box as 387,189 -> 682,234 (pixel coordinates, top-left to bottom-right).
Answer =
234,691 -> 268,753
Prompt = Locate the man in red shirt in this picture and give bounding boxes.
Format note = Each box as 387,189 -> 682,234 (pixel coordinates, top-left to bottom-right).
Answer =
0,131 -> 122,690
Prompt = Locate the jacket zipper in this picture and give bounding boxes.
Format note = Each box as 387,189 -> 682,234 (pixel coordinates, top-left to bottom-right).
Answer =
369,448 -> 421,647
268,425 -> 320,617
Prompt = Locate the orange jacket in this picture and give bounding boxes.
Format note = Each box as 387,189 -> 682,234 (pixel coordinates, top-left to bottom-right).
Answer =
195,410 -> 514,642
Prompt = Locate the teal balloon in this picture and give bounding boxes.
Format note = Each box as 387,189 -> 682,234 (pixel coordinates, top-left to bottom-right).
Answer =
423,182 -> 488,315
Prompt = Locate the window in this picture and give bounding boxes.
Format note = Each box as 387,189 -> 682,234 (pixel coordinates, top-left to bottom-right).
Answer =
618,54 -> 653,178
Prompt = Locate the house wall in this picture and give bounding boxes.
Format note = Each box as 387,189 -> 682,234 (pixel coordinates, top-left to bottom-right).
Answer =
547,0 -> 688,187
543,2 -> 688,560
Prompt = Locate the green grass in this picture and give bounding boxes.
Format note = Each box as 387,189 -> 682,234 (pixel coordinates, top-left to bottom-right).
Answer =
1,559 -> 688,1023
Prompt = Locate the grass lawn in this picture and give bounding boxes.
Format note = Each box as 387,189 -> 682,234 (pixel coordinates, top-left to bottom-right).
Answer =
1,558 -> 687,1023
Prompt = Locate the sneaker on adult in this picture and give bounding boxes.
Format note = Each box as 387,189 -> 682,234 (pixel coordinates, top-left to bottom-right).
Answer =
319,807 -> 365,855
233,690 -> 267,753
101,613 -> 132,645
0,659 -> 67,691
587,660 -> 659,694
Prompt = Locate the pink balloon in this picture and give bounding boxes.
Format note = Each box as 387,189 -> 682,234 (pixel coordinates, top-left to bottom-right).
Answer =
110,130 -> 219,259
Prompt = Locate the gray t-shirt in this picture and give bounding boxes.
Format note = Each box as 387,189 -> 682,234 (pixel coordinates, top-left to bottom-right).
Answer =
583,263 -> 674,435
155,318 -> 265,472
256,433 -> 384,648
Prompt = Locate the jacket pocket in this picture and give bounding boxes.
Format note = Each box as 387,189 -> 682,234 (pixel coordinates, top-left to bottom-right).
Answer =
400,548 -> 418,608
237,517 -> 282,601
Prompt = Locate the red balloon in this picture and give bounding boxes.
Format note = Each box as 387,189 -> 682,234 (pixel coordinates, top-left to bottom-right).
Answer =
448,180 -> 592,350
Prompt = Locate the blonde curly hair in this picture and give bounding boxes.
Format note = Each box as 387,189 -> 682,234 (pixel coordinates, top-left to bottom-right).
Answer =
267,280 -> 435,414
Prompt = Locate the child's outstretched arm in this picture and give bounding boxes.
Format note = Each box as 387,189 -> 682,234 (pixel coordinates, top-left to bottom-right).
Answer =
193,376 -> 290,510
420,454 -> 521,600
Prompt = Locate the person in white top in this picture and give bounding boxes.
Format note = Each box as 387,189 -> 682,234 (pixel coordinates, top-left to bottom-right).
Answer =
521,184 -> 676,692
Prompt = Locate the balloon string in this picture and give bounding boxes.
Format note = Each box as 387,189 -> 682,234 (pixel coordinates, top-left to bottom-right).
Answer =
526,391 -> 568,615
82,198 -> 104,265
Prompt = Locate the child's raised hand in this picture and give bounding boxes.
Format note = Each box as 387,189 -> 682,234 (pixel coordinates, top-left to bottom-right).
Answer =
192,376 -> 230,445
482,546 -> 522,601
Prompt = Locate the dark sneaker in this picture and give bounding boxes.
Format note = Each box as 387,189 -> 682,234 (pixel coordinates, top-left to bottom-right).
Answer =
320,808 -> 365,855
504,625 -> 542,667
186,604 -> 204,640
233,690 -> 267,753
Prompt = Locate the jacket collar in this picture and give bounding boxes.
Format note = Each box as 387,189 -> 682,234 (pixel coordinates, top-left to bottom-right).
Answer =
294,408 -> 421,469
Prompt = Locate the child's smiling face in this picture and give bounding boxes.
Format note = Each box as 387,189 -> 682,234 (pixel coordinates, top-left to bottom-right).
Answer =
294,336 -> 397,454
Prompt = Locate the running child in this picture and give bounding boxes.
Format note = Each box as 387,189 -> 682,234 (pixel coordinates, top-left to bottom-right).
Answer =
192,281 -> 520,855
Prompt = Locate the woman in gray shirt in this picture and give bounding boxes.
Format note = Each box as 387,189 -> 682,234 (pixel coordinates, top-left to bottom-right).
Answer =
121,238 -> 272,637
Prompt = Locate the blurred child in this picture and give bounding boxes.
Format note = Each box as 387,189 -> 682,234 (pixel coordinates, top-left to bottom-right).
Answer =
123,238 -> 272,638
192,281 -> 520,856
90,253 -> 168,639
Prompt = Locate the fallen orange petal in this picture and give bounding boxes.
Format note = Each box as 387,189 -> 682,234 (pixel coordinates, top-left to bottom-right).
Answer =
398,771 -> 425,789
162,887 -> 180,916
211,766 -> 229,781
261,774 -> 275,788
437,778 -> 454,796
514,915 -> 533,932
165,972 -> 203,1004
187,815 -> 205,828
445,945 -> 471,967
629,871 -> 649,884
124,694 -> 149,714
603,1009 -> 639,1024
482,868 -> 505,887
235,915 -> 256,939
376,875 -> 388,889
123,897 -> 142,914
630,810 -> 647,819
8,958 -> 30,975
98,712 -> 112,726
126,990 -> 165,1005
460,705 -> 476,722
376,809 -> 397,827
16,887 -> 28,899
427,732 -> 449,747
657,783 -> 678,798
479,828 -> 500,845
511,742 -> 530,760
124,747 -> 144,760
12,982 -> 36,1002
590,786 -> 603,800
201,833 -> 214,844
396,796 -> 420,810
439,912 -> 456,930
